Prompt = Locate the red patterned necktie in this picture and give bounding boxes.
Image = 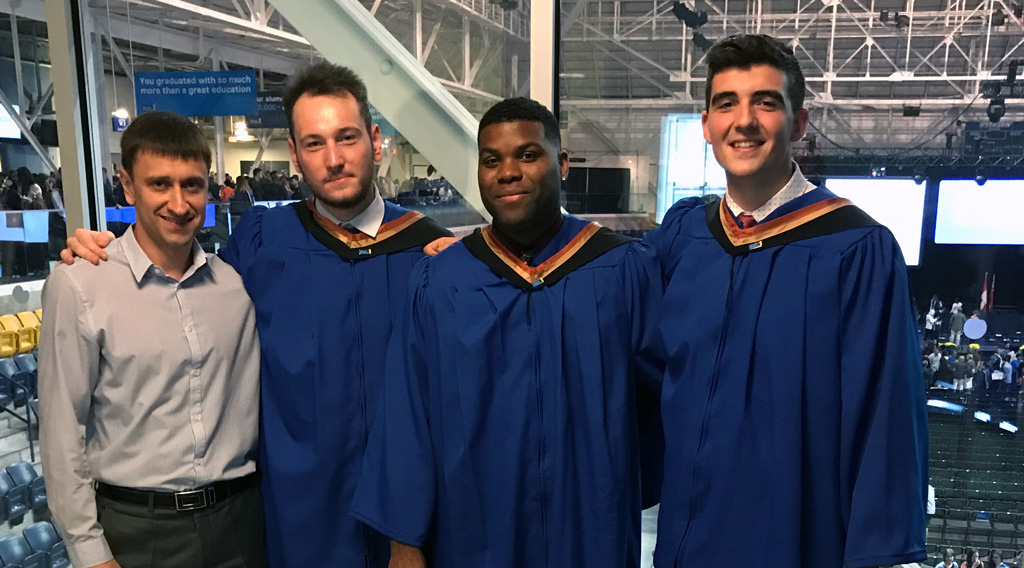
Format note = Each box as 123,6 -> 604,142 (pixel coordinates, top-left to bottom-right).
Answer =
736,213 -> 756,229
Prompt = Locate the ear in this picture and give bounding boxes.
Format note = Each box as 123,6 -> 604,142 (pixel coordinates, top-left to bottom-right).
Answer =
371,124 -> 383,162
119,167 -> 136,206
790,107 -> 810,142
288,137 -> 301,178
559,150 -> 569,180
701,111 -> 712,144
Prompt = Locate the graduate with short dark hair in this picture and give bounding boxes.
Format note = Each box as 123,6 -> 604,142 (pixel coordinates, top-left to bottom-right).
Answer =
351,97 -> 664,568
645,34 -> 928,567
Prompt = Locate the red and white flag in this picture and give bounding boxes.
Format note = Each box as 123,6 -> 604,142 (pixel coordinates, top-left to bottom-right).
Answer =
981,272 -> 989,312
990,273 -> 996,310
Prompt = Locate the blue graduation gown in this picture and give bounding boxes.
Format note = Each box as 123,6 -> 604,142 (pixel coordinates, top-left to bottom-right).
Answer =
645,188 -> 928,568
351,215 -> 664,568
220,200 -> 450,568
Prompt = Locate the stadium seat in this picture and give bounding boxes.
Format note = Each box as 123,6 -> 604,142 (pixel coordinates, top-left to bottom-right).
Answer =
0,471 -> 30,523
0,357 -> 28,407
0,315 -> 34,354
23,521 -> 69,568
7,463 -> 45,510
33,309 -> 41,322
0,328 -> 18,359
0,534 -> 46,568
15,313 -> 40,348
13,354 -> 38,396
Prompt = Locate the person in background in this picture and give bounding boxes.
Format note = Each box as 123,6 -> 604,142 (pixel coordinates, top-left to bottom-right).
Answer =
936,547 -> 958,568
987,550 -> 1009,568
950,308 -> 967,347
963,549 -> 982,568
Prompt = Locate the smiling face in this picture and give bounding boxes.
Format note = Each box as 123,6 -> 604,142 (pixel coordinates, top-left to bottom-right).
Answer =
702,64 -> 809,192
478,120 -> 568,235
121,151 -> 208,258
288,92 -> 381,215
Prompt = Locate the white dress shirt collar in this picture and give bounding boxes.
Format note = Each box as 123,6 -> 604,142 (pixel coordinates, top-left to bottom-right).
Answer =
724,163 -> 817,223
122,225 -> 208,284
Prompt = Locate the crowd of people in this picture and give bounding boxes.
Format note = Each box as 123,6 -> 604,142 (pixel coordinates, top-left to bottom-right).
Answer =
0,168 -> 64,211
935,547 -> 1012,568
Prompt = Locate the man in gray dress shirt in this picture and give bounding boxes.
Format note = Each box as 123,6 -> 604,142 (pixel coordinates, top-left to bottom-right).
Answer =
39,111 -> 265,568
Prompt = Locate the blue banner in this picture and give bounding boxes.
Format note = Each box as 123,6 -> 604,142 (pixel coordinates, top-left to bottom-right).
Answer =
245,91 -> 288,129
135,70 -> 258,117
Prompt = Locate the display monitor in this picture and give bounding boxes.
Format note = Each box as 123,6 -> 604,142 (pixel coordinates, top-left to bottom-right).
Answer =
935,179 -> 1024,245
0,105 -> 22,139
825,178 -> 925,266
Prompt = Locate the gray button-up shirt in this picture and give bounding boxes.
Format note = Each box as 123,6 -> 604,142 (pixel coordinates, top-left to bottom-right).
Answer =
39,227 -> 260,568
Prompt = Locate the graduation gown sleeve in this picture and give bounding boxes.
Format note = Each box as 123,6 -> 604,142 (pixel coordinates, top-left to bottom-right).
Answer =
623,242 -> 666,509
218,206 -> 267,275
351,258 -> 438,548
838,228 -> 928,568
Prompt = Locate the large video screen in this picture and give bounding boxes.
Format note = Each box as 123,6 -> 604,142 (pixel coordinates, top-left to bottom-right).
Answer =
656,114 -> 726,222
826,178 -> 925,266
935,180 -> 1024,245
0,105 -> 21,139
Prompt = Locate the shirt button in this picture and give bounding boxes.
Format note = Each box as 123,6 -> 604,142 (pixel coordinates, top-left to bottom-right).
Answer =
196,459 -> 202,465
193,370 -> 200,376
193,415 -> 200,421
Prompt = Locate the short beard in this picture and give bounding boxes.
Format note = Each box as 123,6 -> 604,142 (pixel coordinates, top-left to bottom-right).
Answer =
313,171 -> 375,212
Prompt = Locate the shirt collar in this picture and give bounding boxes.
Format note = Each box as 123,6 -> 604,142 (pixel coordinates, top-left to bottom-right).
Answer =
315,188 -> 385,238
724,163 -> 816,222
122,225 -> 208,284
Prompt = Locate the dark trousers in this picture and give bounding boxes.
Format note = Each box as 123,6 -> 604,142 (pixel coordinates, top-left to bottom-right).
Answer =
96,486 -> 268,568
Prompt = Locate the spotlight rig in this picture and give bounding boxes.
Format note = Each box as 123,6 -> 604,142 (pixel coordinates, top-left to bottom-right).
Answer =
980,59 -> 1024,123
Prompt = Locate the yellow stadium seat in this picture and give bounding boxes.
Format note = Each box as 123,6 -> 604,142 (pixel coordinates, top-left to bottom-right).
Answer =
16,312 -> 40,346
34,309 -> 41,322
0,331 -> 17,358
0,315 -> 34,354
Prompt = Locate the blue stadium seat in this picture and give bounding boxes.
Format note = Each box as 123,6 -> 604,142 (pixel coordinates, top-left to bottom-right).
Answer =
48,518 -> 62,541
0,471 -> 30,523
0,357 -> 28,407
6,463 -> 45,510
13,354 -> 37,396
23,521 -> 68,568
0,534 -> 47,568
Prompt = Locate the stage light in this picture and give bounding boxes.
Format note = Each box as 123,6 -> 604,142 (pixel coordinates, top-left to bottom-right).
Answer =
672,1 -> 708,28
1000,421 -> 1018,433
903,105 -> 921,117
914,174 -> 926,185
896,13 -> 911,28
692,32 -> 713,52
879,9 -> 890,23
975,411 -> 992,423
1008,59 -> 1023,85
927,399 -> 964,413
994,10 -> 1007,26
987,98 -> 1006,123
976,172 -> 988,185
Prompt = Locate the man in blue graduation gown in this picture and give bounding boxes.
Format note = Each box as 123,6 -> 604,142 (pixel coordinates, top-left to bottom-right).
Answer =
62,63 -> 451,568
351,98 -> 664,568
644,34 -> 928,567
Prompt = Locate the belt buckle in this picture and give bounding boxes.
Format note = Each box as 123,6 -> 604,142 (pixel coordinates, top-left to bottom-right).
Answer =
174,486 -> 216,511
